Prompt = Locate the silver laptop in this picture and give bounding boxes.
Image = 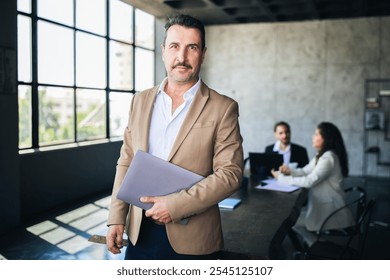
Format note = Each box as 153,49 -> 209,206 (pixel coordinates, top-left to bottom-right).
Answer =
116,150 -> 204,210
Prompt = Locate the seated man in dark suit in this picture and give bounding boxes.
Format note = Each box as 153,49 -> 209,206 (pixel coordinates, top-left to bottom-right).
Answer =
265,121 -> 309,168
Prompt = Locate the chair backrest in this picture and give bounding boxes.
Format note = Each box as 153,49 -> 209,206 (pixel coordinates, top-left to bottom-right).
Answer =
313,196 -> 375,259
318,186 -> 366,235
344,186 -> 367,220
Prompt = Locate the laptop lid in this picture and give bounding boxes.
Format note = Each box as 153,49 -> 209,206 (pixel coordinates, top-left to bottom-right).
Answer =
248,152 -> 283,181
117,150 -> 204,210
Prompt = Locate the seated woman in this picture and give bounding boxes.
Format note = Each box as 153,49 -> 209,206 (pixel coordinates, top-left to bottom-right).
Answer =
271,122 -> 355,246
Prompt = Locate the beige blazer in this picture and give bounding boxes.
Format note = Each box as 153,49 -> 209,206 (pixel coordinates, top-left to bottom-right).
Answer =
107,81 -> 244,255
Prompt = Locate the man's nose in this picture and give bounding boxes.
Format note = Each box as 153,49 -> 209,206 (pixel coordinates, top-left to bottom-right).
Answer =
176,48 -> 187,63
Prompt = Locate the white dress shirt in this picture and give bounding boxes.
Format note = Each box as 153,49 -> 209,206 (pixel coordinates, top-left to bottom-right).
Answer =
148,78 -> 200,160
273,140 -> 291,165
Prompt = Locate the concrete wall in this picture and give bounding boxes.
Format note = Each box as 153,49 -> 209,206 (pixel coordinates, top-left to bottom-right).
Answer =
202,17 -> 390,177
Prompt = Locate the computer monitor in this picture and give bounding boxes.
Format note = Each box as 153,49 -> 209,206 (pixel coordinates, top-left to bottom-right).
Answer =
248,152 -> 283,182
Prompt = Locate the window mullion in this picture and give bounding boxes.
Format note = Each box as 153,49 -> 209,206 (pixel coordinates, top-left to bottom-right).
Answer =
73,0 -> 77,142
132,8 -> 136,92
105,0 -> 110,139
31,0 -> 39,148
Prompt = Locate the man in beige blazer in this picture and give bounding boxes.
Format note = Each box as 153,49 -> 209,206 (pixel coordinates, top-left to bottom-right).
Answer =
106,14 -> 243,259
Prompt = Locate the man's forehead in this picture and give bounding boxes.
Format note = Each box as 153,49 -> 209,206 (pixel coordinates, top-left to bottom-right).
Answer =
166,25 -> 201,40
276,126 -> 289,132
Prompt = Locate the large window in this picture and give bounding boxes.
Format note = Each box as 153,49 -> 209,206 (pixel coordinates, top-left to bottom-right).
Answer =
17,0 -> 155,149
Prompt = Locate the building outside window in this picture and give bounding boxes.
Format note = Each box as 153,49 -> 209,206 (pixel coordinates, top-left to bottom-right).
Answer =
17,0 -> 155,149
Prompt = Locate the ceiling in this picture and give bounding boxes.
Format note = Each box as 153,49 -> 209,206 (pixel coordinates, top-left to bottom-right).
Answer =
123,0 -> 390,25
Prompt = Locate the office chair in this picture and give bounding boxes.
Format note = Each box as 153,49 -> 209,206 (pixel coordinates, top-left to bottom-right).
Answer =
298,196 -> 375,260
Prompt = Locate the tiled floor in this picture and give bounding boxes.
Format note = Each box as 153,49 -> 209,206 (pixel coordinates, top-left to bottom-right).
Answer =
0,193 -> 125,260
0,176 -> 389,260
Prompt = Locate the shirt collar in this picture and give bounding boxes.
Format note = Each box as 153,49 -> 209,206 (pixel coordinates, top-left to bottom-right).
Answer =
157,77 -> 201,101
273,140 -> 291,152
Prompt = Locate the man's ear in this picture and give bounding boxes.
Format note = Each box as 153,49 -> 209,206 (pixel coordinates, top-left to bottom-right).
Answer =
161,44 -> 165,62
201,47 -> 207,64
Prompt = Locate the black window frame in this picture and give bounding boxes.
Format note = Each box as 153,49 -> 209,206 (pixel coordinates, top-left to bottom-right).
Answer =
17,0 -> 155,151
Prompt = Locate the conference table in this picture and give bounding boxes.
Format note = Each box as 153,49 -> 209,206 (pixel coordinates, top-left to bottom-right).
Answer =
219,178 -> 304,258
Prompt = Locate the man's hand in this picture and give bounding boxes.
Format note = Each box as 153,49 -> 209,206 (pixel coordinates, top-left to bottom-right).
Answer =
106,224 -> 125,254
271,168 -> 279,179
279,163 -> 291,175
141,196 -> 172,224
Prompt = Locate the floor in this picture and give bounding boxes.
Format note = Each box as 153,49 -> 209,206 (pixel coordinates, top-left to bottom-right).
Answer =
0,193 -> 125,260
0,176 -> 389,260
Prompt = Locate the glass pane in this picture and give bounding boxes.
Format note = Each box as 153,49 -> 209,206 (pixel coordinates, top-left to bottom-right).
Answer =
17,0 -> 31,13
38,86 -> 75,146
38,21 -> 74,86
109,40 -> 133,90
18,85 -> 32,149
109,92 -> 132,137
76,32 -> 106,88
76,0 -> 106,36
17,15 -> 32,83
135,9 -> 154,49
135,48 -> 154,91
109,0 -> 133,43
37,0 -> 73,26
76,89 -> 106,141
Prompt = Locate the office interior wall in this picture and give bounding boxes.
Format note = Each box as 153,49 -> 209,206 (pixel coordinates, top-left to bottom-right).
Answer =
202,17 -> 390,177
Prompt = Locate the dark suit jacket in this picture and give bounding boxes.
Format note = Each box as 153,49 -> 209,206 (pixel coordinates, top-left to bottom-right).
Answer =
265,143 -> 309,168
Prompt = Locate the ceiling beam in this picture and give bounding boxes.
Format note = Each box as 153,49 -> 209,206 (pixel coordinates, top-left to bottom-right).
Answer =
256,0 -> 277,22
306,0 -> 320,19
355,0 -> 368,17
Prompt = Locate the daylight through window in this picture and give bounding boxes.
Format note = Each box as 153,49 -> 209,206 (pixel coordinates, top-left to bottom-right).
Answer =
17,0 -> 155,149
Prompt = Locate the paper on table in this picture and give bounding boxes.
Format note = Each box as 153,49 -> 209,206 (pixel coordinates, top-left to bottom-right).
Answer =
255,178 -> 300,193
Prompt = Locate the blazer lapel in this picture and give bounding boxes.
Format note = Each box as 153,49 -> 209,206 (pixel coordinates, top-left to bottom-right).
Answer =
168,82 -> 209,161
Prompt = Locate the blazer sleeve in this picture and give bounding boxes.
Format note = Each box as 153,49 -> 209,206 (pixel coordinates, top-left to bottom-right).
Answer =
278,152 -> 335,188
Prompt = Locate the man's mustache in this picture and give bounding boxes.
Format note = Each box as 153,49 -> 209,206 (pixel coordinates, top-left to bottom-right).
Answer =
173,63 -> 192,69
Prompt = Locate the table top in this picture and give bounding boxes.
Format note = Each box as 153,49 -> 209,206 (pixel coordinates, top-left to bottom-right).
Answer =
220,182 -> 302,258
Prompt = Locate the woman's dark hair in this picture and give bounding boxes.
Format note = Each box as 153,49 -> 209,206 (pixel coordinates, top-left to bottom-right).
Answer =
316,122 -> 349,177
163,14 -> 206,50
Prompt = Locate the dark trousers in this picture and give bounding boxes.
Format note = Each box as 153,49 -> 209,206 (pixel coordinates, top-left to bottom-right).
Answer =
125,217 -> 217,260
